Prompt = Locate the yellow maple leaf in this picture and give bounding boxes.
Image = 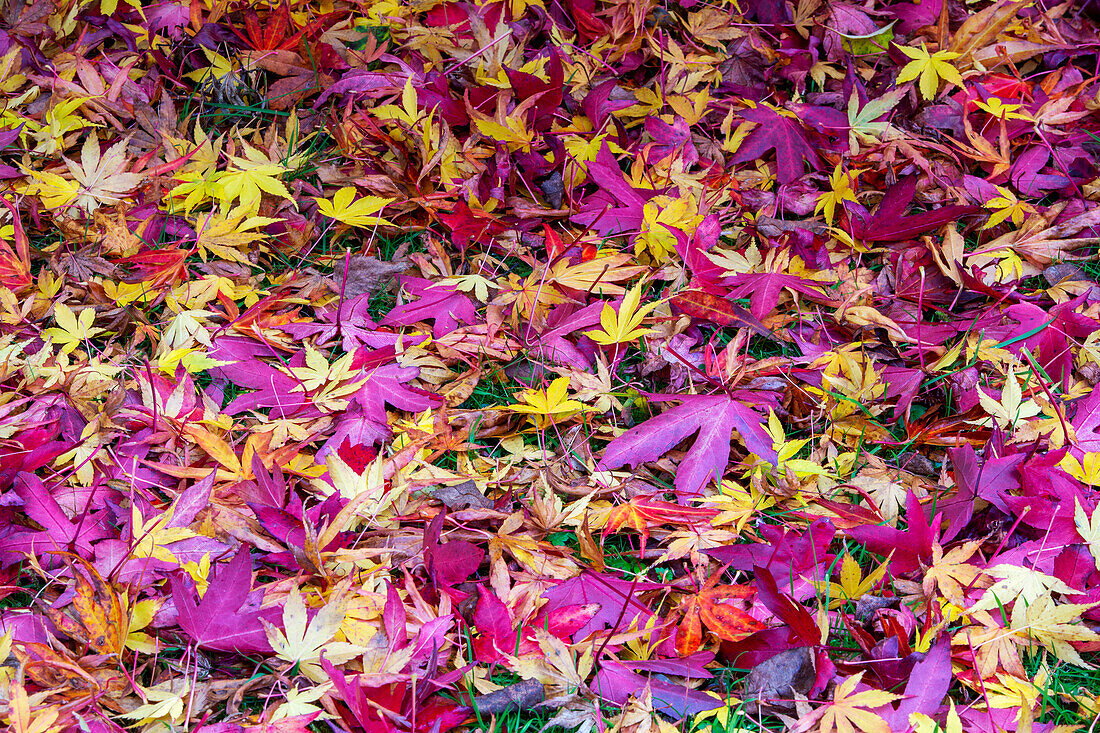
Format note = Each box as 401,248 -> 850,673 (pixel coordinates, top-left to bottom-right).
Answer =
193,211 -> 279,263
44,303 -> 106,354
975,97 -> 1032,121
32,97 -> 100,155
792,671 -> 901,733
474,114 -> 534,152
585,282 -> 662,346
976,365 -> 1041,428
210,145 -> 294,215
315,187 -> 395,228
815,164 -> 860,225
923,540 -> 986,604
896,43 -> 964,100
814,553 -> 892,609
1010,595 -> 1100,667
1061,453 -> 1100,486
129,504 -> 197,563
373,79 -> 421,129
636,194 -> 702,263
910,701 -> 963,733
121,681 -> 190,728
509,376 -> 590,429
982,185 -> 1035,229
19,166 -> 80,211
263,586 -> 365,682
156,346 -> 231,375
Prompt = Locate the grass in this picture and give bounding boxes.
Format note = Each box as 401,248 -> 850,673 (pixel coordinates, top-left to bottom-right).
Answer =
360,231 -> 425,320
1026,651 -> 1100,727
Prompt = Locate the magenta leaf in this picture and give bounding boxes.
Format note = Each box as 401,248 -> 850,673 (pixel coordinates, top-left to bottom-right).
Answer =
599,393 -> 779,496
170,549 -> 272,653
848,490 -> 936,574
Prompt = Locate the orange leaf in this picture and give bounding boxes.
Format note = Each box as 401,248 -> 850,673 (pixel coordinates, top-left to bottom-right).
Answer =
184,424 -> 243,474
603,496 -> 718,552
676,596 -> 704,656
697,584 -> 765,643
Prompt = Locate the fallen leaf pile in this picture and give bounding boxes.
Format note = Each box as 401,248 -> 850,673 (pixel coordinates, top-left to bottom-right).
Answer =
2,0 -> 1100,732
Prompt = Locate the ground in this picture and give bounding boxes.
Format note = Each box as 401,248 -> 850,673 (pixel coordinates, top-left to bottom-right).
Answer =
2,1 -> 1100,733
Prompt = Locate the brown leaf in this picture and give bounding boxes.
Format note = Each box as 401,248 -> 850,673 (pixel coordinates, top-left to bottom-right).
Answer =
947,0 -> 1027,70
473,679 -> 545,715
432,480 -> 493,510
337,255 -> 407,300
741,647 -> 816,715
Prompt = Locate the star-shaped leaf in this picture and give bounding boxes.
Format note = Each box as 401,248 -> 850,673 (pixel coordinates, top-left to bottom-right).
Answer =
895,43 -> 963,100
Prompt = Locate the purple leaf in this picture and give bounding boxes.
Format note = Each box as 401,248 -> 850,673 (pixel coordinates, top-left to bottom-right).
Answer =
730,105 -> 818,184
847,177 -> 979,242
171,549 -> 272,653
380,277 -> 476,337
599,393 -> 779,497
878,637 -> 952,729
542,571 -> 663,642
592,661 -> 723,718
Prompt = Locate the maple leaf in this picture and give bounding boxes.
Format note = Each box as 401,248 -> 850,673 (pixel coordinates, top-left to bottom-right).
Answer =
32,97 -> 99,155
676,577 -> 765,655
171,549 -> 273,653
1061,454 -> 1100,487
585,282 -> 661,345
129,503 -> 198,563
723,270 -> 830,320
846,89 -> 904,155
473,112 -> 535,152
315,187 -> 395,228
192,211 -> 279,264
848,490 -> 936,574
790,672 -> 901,733
1009,595 -> 1100,667
922,540 -> 986,604
813,552 -> 891,609
44,303 -> 106,354
895,43 -> 964,100
845,176 -> 979,242
211,145 -> 294,215
264,586 -> 365,682
18,166 -> 79,210
1074,498 -> 1100,572
604,496 -> 718,554
509,376 -> 591,430
976,364 -> 1041,428
815,164 -> 860,225
975,96 -> 1032,121
63,136 -> 142,213
910,701 -> 963,733
599,393 -> 778,496
970,564 -> 1077,613
729,103 -> 819,184
380,276 -> 476,337
121,681 -> 190,728
636,195 -> 703,263
685,8 -> 742,45
981,185 -> 1036,229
